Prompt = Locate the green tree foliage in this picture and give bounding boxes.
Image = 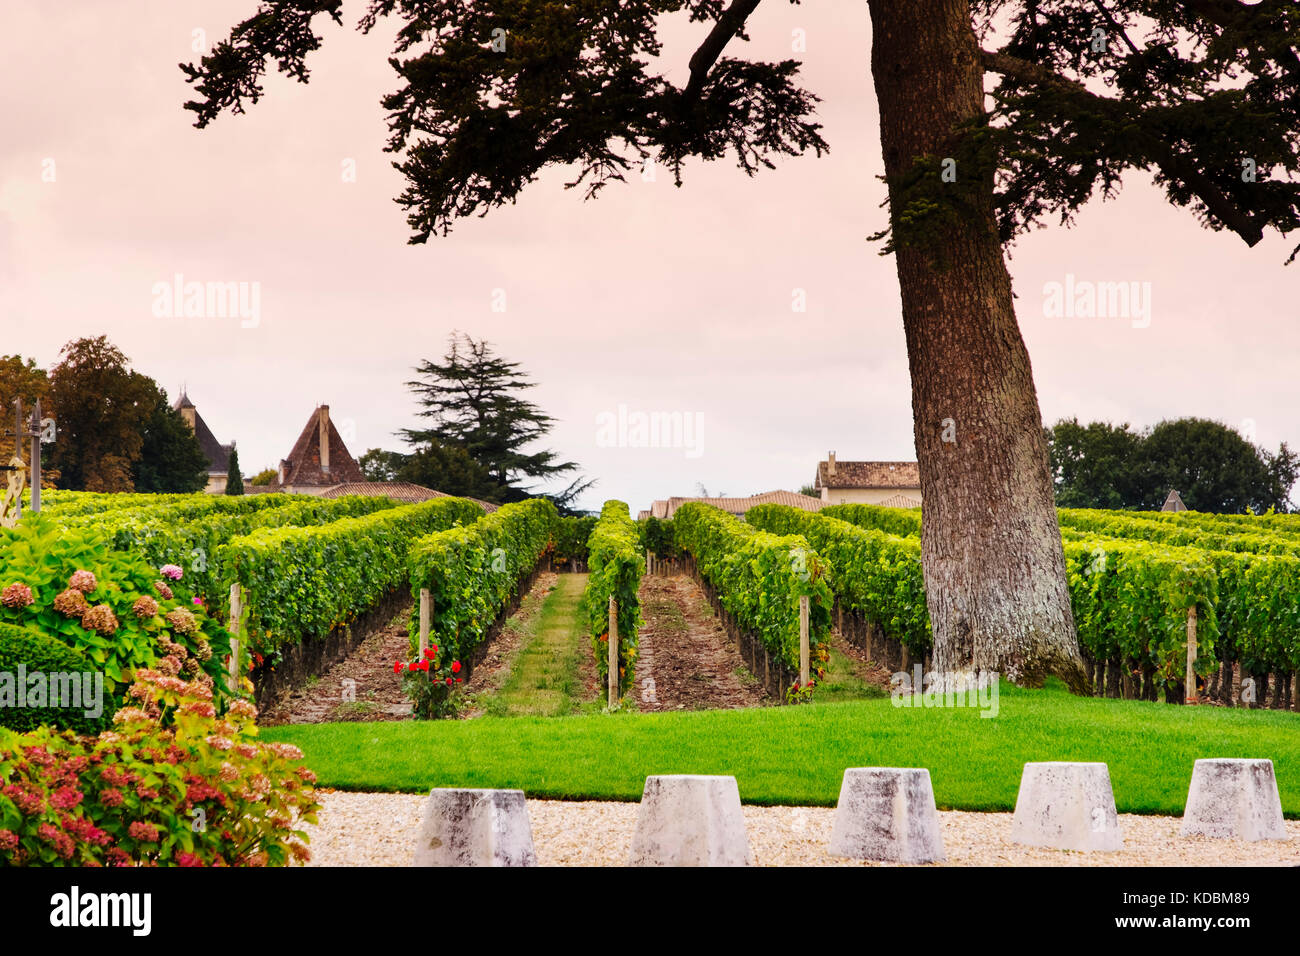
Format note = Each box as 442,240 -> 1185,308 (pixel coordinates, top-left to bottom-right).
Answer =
41,338 -> 212,494
0,354 -> 56,486
395,440 -> 497,501
48,338 -> 154,492
1045,417 -> 1298,513
0,355 -> 49,411
225,447 -> 245,495
1044,419 -> 1145,509
358,447 -> 405,483
134,390 -> 210,494
399,332 -> 592,512
249,468 -> 277,486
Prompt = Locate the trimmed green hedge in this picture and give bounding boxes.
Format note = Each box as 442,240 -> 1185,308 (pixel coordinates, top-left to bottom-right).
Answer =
0,623 -> 115,735
581,501 -> 644,697
218,497 -> 485,654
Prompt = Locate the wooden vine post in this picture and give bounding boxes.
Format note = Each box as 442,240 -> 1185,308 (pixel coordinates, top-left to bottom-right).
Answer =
419,588 -> 432,657
227,583 -> 243,693
799,595 -> 810,687
1185,605 -> 1198,705
608,596 -> 618,709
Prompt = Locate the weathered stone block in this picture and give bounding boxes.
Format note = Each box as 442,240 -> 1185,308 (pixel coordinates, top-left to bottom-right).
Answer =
828,767 -> 946,863
1010,762 -> 1122,852
414,788 -> 537,867
1181,758 -> 1287,841
629,775 -> 753,866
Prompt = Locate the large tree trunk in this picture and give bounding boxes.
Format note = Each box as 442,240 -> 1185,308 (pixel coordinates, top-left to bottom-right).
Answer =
867,0 -> 1088,691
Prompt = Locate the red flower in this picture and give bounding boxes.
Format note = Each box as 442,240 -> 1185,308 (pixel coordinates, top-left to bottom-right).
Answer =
422,647 -> 434,660
393,660 -> 403,674
455,677 -> 463,683
445,677 -> 453,686
451,661 -> 461,674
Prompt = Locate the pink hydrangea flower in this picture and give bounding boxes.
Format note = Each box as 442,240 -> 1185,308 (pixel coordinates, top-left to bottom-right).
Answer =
160,565 -> 184,581
0,583 -> 33,609
127,822 -> 159,843
68,570 -> 97,593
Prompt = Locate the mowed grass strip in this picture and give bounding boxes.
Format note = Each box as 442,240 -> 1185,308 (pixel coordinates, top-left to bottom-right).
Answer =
478,573 -> 595,718
263,680 -> 1300,816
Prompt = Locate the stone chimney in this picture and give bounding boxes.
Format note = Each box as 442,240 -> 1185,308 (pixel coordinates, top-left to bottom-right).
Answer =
318,405 -> 330,474
827,451 -> 837,480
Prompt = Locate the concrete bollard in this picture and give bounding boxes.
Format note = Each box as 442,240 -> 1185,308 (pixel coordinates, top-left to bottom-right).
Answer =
629,775 -> 753,866
828,768 -> 946,863
1181,758 -> 1287,841
1010,762 -> 1122,852
414,788 -> 537,866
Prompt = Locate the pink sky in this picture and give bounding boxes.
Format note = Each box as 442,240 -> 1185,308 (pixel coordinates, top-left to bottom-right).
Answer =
2,1 -> 1296,513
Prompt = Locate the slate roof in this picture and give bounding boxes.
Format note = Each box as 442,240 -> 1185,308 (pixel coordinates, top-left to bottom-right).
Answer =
172,392 -> 233,477
816,459 -> 920,490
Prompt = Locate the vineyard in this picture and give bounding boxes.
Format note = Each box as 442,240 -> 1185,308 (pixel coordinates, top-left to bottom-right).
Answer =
803,502 -> 1300,709
5,490 -> 1300,715
3,487 -> 1300,867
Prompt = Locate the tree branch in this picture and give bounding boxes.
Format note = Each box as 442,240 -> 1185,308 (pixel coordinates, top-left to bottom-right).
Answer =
1180,0 -> 1300,86
982,49 -> 1267,246
683,0 -> 764,102
1089,0 -> 1141,57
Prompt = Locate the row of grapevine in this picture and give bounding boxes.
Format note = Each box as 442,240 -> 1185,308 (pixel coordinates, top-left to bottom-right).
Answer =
821,503 -> 922,537
217,497 -> 484,655
27,490 -> 202,516
580,501 -> 644,697
672,502 -> 832,683
745,504 -> 930,659
549,515 -> 597,568
79,494 -> 399,609
1058,508 -> 1300,556
818,503 -> 1300,697
407,498 -> 558,669
1062,535 -> 1219,685
48,492 -> 302,524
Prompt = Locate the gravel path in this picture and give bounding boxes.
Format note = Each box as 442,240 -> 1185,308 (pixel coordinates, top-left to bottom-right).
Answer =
302,790 -> 1300,866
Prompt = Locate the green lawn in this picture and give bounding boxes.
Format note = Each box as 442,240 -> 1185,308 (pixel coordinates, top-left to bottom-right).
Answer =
264,679 -> 1300,816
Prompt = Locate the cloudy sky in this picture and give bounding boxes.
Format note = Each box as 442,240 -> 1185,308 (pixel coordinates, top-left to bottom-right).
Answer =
2,1 -> 1295,513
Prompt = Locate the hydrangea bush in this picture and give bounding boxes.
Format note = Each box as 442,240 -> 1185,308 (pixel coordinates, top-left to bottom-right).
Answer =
0,516 -> 236,700
0,662 -> 319,866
